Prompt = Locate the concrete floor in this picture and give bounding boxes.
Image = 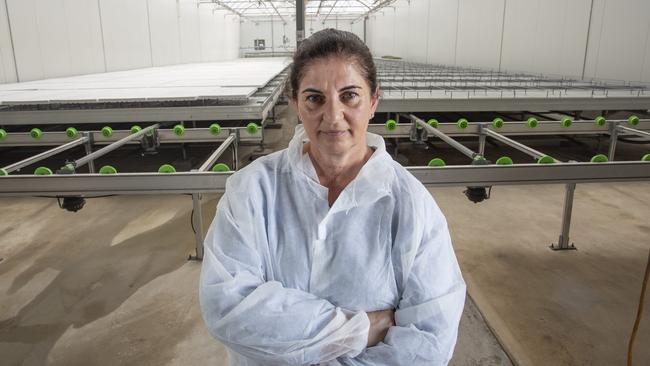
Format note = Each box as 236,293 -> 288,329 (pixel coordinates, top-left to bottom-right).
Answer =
1,106 -> 649,365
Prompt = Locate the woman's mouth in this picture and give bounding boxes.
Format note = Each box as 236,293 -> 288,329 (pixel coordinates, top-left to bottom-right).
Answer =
322,130 -> 347,137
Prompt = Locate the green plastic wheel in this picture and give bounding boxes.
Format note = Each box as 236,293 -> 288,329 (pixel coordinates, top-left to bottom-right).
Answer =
527,117 -> 538,128
65,127 -> 78,138
628,115 -> 639,126
537,155 -> 554,164
211,163 -> 230,172
495,156 -> 513,165
0,168 -> 8,176
641,154 -> 650,162
590,154 -> 608,163
457,118 -> 468,129
130,125 -> 142,134
0,129 -> 6,140
428,158 -> 446,167
34,166 -> 53,175
385,119 -> 397,131
101,126 -> 113,137
492,118 -> 504,129
595,116 -> 606,126
99,165 -> 118,174
173,124 -> 185,136
246,123 -> 259,134
30,128 -> 43,139
561,117 -> 572,128
158,164 -> 176,173
427,119 -> 439,128
209,123 -> 222,135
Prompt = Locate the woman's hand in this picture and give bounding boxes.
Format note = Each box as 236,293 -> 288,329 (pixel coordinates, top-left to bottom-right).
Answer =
366,309 -> 395,347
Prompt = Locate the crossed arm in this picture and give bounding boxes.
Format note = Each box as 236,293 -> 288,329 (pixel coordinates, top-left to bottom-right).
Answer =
199,192 -> 465,365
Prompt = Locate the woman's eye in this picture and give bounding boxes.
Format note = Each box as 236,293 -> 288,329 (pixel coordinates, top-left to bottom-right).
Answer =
306,95 -> 323,104
341,92 -> 359,102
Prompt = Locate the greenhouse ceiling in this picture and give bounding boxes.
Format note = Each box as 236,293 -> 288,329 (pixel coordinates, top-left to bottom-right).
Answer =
198,0 -> 396,20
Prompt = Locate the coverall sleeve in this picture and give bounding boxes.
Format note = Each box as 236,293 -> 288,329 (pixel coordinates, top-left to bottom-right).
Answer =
199,190 -> 370,365
337,195 -> 466,366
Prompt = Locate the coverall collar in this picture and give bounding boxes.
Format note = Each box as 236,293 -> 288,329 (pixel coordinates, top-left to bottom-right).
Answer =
287,124 -> 395,212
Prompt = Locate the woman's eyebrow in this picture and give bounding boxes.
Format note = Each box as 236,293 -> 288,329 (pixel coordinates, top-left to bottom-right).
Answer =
339,85 -> 362,92
301,88 -> 323,94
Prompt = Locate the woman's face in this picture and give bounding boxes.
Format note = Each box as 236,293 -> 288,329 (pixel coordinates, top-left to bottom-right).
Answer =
292,56 -> 379,158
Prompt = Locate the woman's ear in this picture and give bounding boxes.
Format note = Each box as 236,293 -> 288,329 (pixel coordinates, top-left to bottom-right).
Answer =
369,87 -> 380,115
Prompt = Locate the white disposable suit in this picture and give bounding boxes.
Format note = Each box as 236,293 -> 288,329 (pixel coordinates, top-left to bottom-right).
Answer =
200,125 -> 466,365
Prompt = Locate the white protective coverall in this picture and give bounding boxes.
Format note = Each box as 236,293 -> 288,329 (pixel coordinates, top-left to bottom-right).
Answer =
199,125 -> 466,366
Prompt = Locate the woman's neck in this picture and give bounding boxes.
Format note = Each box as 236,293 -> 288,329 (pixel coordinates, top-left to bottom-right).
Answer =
306,143 -> 373,205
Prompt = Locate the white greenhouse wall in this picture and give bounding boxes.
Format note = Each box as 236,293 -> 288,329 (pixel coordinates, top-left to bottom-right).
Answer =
239,16 -> 364,55
0,0 -> 18,83
1,0 -> 240,83
367,0 -> 650,82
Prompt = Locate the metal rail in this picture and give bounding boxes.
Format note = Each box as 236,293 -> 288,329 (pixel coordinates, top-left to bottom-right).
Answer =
1,136 -> 89,174
1,162 -> 648,196
74,124 -> 159,169
198,134 -> 237,172
407,114 -> 478,159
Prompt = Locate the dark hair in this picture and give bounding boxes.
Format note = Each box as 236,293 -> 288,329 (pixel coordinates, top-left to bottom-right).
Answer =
288,28 -> 377,99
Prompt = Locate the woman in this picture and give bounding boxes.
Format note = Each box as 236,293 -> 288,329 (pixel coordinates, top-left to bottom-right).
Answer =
200,29 -> 466,366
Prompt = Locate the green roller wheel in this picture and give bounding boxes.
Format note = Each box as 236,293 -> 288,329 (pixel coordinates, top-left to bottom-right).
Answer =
65,127 -> 78,138
641,154 -> 650,162
99,165 -> 118,174
628,115 -> 639,126
561,117 -> 572,128
0,168 -> 8,176
34,166 -> 53,175
427,119 -> 439,128
173,124 -> 185,136
590,154 -> 608,163
495,156 -> 513,165
158,164 -> 176,173
211,163 -> 230,172
101,126 -> 113,137
428,158 -> 446,167
527,117 -> 538,128
130,125 -> 142,134
30,128 -> 43,139
595,116 -> 606,126
209,123 -> 222,135
457,118 -> 468,129
0,129 -> 6,140
385,119 -> 397,131
246,123 -> 259,134
537,155 -> 555,164
492,118 -> 504,129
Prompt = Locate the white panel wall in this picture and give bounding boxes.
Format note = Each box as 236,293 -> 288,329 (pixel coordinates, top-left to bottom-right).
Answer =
1,0 -> 240,83
365,0 -> 650,82
584,0 -> 650,82
455,0 -> 504,69
100,0 -> 153,71
178,0 -> 202,63
0,0 -> 18,83
147,0 -> 181,66
240,16 -> 364,55
62,0 -> 106,76
501,0 -> 591,78
425,0 -> 458,65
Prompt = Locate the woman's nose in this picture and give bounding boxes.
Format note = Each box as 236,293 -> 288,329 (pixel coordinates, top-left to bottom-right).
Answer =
323,98 -> 344,123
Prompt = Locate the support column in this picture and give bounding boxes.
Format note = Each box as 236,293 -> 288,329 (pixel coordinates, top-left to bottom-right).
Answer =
190,192 -> 204,260
608,121 -> 618,161
296,0 -> 305,46
550,183 -> 577,251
